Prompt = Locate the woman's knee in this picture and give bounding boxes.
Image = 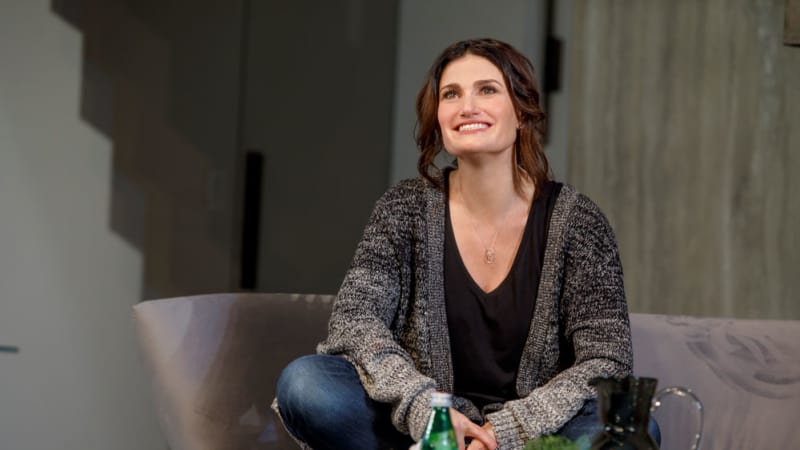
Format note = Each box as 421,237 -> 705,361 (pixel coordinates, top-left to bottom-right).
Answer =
556,399 -> 601,441
278,355 -> 327,410
276,355 -> 360,420
277,355 -> 323,394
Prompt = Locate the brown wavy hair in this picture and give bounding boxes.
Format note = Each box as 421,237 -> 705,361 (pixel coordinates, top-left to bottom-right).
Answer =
415,38 -> 550,196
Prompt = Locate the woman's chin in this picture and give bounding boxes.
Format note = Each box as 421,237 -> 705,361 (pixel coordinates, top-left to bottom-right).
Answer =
446,146 -> 513,159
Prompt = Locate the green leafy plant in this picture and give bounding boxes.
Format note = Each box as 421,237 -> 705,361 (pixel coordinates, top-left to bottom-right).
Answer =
524,435 -> 591,450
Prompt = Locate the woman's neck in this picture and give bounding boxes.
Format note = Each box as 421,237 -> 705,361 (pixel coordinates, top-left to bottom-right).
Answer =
452,155 -> 533,222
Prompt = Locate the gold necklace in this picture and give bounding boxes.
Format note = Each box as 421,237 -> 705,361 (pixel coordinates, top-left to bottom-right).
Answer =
458,175 -> 512,265
471,220 -> 499,264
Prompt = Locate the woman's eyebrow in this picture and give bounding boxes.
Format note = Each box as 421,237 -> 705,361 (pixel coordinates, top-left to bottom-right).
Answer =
439,79 -> 502,93
439,82 -> 460,93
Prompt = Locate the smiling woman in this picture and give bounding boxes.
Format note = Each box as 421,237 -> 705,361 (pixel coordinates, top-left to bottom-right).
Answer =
436,55 -> 520,160
273,38 -> 648,450
416,39 -> 548,199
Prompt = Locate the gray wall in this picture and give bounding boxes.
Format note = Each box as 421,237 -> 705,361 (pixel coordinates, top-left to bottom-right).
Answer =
1,0 -> 248,448
390,0 -> 551,182
567,0 -> 800,319
94,0 -> 244,300
244,0 -> 399,294
0,1 -> 164,448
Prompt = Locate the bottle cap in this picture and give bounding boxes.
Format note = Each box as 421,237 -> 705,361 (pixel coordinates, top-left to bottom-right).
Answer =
430,391 -> 453,408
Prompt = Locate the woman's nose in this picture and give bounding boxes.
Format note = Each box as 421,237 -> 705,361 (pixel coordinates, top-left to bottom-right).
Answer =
459,94 -> 478,116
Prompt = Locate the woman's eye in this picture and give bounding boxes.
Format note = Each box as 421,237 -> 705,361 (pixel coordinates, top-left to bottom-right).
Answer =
441,90 -> 457,100
480,86 -> 497,95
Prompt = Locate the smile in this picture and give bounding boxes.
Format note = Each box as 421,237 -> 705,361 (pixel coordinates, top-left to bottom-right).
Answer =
457,122 -> 490,132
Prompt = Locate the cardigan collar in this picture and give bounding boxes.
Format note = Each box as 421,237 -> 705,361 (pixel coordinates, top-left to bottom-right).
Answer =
422,169 -> 454,391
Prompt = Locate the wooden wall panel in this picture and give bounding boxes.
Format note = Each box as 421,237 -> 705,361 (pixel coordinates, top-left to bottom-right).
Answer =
567,0 -> 800,318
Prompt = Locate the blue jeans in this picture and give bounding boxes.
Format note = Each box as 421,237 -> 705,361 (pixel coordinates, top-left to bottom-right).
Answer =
276,355 -> 660,449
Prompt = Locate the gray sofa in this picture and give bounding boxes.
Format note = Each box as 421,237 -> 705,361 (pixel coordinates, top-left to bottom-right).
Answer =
132,293 -> 800,449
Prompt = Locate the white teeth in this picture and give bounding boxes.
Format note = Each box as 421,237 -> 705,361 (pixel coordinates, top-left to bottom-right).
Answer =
458,123 -> 488,131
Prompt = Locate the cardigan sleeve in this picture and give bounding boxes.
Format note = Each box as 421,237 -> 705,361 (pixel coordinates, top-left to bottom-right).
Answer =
485,192 -> 633,449
317,184 -> 437,440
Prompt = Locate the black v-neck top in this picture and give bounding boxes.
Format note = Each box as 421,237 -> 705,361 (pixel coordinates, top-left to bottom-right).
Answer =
444,179 -> 562,411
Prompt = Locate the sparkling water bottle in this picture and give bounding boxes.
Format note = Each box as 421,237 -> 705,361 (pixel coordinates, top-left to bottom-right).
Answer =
420,392 -> 458,450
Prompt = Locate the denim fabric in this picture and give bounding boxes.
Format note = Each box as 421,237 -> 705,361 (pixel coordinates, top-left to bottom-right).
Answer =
277,355 -> 415,449
276,355 -> 660,449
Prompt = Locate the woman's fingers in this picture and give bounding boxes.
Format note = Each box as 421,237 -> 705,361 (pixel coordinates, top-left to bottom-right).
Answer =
448,409 -> 498,450
462,420 -> 497,450
449,409 -> 469,450
466,440 -> 489,450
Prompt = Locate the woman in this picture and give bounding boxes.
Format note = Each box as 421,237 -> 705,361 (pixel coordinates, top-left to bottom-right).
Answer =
276,38 -> 643,450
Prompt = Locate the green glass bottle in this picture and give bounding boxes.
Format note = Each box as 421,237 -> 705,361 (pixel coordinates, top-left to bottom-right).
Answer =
421,392 -> 458,450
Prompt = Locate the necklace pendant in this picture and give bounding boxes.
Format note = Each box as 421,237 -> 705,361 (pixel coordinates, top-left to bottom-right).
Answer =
484,248 -> 496,265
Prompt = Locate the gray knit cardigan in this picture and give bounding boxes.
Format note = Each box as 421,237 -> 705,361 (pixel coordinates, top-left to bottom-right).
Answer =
317,176 -> 632,449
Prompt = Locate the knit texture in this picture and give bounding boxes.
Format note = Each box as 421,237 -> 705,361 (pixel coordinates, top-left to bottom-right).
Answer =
317,176 -> 632,449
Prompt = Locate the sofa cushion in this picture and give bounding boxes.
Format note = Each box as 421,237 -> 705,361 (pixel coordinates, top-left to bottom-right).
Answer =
631,313 -> 800,450
133,293 -> 334,450
133,295 -> 800,450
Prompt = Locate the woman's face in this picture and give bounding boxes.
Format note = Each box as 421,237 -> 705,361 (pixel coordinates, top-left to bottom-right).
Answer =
437,54 -> 519,159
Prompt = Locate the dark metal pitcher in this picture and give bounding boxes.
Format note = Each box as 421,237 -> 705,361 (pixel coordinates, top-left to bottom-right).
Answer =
589,376 -> 703,450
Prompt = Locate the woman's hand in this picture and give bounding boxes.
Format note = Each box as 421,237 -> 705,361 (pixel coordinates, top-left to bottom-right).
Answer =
449,409 -> 497,450
466,422 -> 496,450
466,421 -> 496,450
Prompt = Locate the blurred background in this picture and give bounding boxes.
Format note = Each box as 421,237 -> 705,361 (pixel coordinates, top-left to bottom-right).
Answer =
1,0 -> 797,448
